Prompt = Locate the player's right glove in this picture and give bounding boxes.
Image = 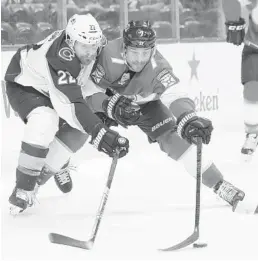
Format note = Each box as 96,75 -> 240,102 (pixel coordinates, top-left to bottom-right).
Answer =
177,111 -> 213,145
91,123 -> 129,158
225,17 -> 246,46
102,93 -> 141,127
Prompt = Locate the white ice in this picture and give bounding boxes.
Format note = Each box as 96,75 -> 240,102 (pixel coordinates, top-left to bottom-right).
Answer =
1,105 -> 258,261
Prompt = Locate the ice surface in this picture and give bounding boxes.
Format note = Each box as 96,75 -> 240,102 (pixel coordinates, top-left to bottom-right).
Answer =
1,114 -> 258,261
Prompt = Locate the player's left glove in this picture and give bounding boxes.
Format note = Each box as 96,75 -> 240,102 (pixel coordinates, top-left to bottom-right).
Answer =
102,93 -> 141,127
225,17 -> 246,46
177,111 -> 213,145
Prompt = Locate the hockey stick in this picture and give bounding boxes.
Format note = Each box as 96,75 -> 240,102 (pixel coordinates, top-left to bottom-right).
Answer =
49,151 -> 120,250
160,137 -> 207,251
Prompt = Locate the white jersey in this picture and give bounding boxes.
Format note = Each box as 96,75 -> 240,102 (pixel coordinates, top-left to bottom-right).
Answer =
5,30 -> 104,134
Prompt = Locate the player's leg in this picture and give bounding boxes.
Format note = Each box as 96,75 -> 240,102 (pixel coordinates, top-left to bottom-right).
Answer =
241,46 -> 258,159
137,100 -> 257,214
37,120 -> 89,193
6,82 -> 59,214
37,110 -> 116,193
35,88 -> 105,193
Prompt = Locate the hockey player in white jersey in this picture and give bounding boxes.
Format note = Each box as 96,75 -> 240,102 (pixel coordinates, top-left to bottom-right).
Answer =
222,0 -> 258,159
4,14 -> 129,215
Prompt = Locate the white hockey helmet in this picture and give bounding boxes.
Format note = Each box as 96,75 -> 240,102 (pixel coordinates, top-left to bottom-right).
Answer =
65,13 -> 103,49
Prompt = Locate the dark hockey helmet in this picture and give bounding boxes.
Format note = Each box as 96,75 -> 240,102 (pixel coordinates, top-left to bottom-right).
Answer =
123,20 -> 156,49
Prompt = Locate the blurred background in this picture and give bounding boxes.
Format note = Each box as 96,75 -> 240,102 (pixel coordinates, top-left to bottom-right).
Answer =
1,0 -> 226,49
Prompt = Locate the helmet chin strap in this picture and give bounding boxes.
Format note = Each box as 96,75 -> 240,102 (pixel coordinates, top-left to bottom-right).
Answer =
121,45 -> 131,70
65,35 -> 75,52
96,35 -> 107,57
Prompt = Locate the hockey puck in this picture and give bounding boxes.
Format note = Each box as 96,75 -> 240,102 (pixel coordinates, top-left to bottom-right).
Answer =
193,242 -> 208,248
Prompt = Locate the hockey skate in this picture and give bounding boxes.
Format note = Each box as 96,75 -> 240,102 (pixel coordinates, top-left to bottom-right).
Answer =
54,164 -> 75,193
37,162 -> 74,193
241,133 -> 258,161
37,165 -> 54,186
214,180 -> 245,212
214,180 -> 258,214
9,187 -> 37,215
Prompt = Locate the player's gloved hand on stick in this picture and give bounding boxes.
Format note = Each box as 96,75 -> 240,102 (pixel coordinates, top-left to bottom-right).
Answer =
177,111 -> 213,145
225,17 -> 246,46
102,93 -> 141,127
91,123 -> 129,158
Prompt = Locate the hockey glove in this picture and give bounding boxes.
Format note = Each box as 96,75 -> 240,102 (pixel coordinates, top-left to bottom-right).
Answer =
102,93 -> 141,127
225,17 -> 246,46
177,112 -> 213,145
91,123 -> 129,158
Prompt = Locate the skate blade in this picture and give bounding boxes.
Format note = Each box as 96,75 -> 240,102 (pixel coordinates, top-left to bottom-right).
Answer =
241,153 -> 253,162
9,205 -> 24,216
234,199 -> 258,215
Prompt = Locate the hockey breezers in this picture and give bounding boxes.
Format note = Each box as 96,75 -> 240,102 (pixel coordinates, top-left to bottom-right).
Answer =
160,137 -> 207,251
49,150 -> 120,250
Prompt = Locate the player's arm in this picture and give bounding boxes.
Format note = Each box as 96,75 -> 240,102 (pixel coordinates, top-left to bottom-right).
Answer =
88,51 -> 115,112
47,63 -> 102,134
151,68 -> 195,119
222,0 -> 246,45
85,92 -> 108,113
47,64 -> 129,158
155,70 -> 213,145
89,53 -> 141,127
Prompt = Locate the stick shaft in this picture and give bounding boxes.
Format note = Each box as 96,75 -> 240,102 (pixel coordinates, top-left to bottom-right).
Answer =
194,137 -> 203,231
90,153 -> 119,244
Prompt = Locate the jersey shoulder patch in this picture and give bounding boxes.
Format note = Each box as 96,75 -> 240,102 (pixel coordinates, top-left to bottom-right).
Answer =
153,51 -> 179,88
91,62 -> 105,84
156,68 -> 179,89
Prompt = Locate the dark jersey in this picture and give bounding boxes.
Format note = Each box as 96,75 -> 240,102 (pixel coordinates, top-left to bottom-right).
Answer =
4,30 -> 102,134
91,38 -> 179,103
88,38 -> 195,118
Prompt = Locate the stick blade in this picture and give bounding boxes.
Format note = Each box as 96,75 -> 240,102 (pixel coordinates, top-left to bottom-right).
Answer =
49,233 -> 93,250
159,232 -> 198,251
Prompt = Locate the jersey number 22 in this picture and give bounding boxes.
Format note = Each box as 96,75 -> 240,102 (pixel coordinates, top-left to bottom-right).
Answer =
58,70 -> 76,85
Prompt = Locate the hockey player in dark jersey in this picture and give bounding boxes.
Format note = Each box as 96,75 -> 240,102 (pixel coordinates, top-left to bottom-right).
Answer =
4,14 -> 129,215
223,0 -> 258,160
82,20 -> 257,214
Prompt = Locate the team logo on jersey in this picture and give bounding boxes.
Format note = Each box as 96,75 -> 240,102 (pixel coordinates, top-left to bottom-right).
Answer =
91,63 -> 105,83
157,69 -> 179,88
117,73 -> 130,85
58,47 -> 75,61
